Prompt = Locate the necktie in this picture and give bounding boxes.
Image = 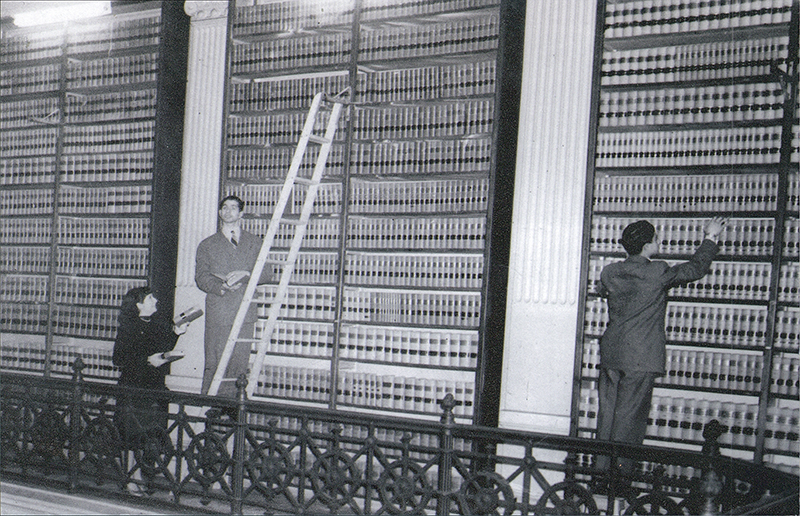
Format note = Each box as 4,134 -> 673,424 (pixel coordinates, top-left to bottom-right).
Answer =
231,231 -> 238,247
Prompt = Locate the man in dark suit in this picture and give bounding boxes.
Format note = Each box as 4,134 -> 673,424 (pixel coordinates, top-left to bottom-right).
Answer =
596,216 -> 726,478
195,195 -> 272,397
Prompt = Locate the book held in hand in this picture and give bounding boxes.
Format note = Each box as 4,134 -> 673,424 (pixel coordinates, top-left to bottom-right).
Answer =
213,271 -> 250,286
174,306 -> 203,326
160,350 -> 185,363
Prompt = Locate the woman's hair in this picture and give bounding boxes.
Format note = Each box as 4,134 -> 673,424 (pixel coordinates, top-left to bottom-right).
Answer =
119,286 -> 152,319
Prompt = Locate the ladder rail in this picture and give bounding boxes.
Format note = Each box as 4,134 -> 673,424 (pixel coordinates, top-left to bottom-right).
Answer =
246,101 -> 343,397
206,92 -> 334,396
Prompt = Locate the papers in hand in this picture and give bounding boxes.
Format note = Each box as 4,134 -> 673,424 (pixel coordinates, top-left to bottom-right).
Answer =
161,350 -> 185,363
174,306 -> 203,326
213,271 -> 250,287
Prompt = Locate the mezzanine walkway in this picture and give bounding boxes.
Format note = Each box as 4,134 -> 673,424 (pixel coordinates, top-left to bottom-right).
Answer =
0,480 -> 187,516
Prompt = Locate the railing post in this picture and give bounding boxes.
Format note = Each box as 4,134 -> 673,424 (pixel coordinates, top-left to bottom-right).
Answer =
699,419 -> 724,516
230,373 -> 248,515
437,393 -> 456,516
68,357 -> 86,492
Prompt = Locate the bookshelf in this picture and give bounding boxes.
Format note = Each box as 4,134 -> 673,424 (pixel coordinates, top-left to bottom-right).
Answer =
222,0 -> 522,424
0,2 -> 189,382
576,0 -> 799,474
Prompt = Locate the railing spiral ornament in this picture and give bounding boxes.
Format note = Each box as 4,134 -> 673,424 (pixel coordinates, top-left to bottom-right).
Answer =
377,432 -> 434,516
77,412 -> 124,484
244,426 -> 295,503
184,430 -> 232,497
30,407 -> 69,464
135,425 -> 175,482
533,480 -> 599,515
458,470 -> 517,515
310,426 -> 362,511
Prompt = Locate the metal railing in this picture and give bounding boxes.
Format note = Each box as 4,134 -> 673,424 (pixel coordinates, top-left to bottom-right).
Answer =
1,359 -> 797,515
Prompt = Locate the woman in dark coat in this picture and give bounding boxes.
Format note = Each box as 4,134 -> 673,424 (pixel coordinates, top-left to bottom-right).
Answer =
112,286 -> 188,493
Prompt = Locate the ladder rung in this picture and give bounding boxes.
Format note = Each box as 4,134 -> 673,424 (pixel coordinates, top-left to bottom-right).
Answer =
264,258 -> 286,265
293,177 -> 317,186
280,217 -> 304,225
307,134 -> 331,145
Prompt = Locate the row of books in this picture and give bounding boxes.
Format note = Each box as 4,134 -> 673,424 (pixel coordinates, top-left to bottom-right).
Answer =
52,305 -> 119,339
0,247 -> 50,274
604,0 -> 794,38
582,340 -> 767,392
241,217 -> 341,249
64,17 -> 160,56
598,83 -> 785,126
590,216 -> 782,255
1,126 -> 58,156
592,173 -> 782,213
344,252 -> 484,289
62,121 -> 155,153
0,275 -> 47,303
0,342 -> 119,379
589,256 -> 799,302
232,33 -> 351,74
356,60 -> 496,103
0,189 -> 54,216
253,364 -> 474,417
264,251 -> 338,285
255,285 -> 337,321
52,276 -> 148,307
229,74 -> 350,113
349,138 -> 493,175
64,53 -> 158,89
58,217 -> 151,245
348,178 -> 489,214
1,303 -> 48,333
336,371 -> 474,417
360,0 -> 498,21
1,97 -> 59,130
595,126 -> 783,167
0,218 -> 51,244
225,183 -> 342,215
56,247 -> 149,277
60,152 -> 154,183
64,88 -> 157,123
341,287 -> 482,327
227,112 -> 345,146
227,146 -> 345,181
338,324 -> 479,367
572,454 -> 701,495
352,100 -> 495,140
233,1 -> 353,36
56,184 -> 152,214
0,64 -> 60,95
578,386 -> 800,453
0,17 -> 160,64
585,298 -> 773,347
345,215 -> 486,250
254,319 -> 335,358
357,15 -> 498,62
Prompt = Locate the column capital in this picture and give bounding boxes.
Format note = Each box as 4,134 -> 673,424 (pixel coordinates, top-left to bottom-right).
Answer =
184,1 -> 228,20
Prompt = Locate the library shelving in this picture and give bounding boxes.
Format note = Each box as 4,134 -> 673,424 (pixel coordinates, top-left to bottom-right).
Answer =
576,0 -> 799,474
222,0 -> 522,424
0,1 -> 189,382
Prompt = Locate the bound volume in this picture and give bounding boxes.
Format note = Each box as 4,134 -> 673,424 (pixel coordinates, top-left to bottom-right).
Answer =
174,306 -> 203,326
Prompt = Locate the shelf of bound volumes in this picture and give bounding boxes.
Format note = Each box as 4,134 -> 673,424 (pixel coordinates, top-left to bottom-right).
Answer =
0,2 -> 187,383
575,0 -> 799,475
223,0 -> 501,422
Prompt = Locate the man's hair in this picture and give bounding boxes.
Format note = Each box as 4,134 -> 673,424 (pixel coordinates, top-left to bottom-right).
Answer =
219,195 -> 244,211
620,220 -> 656,255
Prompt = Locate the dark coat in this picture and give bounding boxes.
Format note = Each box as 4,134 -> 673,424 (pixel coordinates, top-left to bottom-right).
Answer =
599,239 -> 719,374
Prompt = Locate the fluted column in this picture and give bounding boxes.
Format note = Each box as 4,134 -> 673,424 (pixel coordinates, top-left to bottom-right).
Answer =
168,1 -> 228,393
499,1 -> 597,434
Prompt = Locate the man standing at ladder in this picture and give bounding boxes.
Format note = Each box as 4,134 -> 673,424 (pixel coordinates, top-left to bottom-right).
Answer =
196,195 -> 273,398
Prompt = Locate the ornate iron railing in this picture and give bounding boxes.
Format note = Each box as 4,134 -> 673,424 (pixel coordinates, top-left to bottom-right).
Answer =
1,360 -> 797,515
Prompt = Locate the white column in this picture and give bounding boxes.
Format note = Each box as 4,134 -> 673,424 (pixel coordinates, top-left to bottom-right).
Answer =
168,1 -> 228,393
500,1 -> 597,434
